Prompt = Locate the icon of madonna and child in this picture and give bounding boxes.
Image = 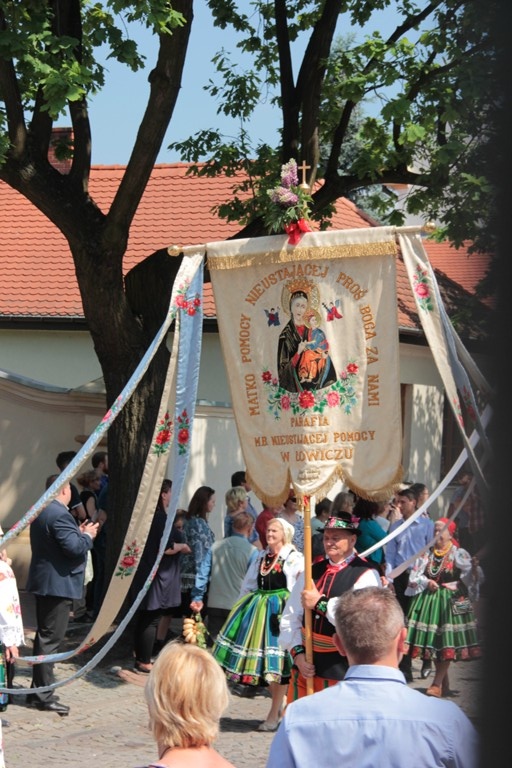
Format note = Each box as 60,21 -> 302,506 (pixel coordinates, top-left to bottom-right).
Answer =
277,278 -> 339,393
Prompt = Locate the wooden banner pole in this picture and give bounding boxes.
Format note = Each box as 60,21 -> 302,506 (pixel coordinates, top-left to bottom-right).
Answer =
303,493 -> 314,696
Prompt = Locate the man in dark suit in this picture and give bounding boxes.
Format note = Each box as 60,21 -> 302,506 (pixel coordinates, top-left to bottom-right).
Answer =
26,477 -> 98,715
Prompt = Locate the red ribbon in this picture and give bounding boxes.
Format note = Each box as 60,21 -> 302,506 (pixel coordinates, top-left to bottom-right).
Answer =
285,218 -> 312,245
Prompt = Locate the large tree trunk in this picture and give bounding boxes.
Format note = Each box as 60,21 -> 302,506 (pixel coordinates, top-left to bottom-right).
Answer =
72,244 -> 185,597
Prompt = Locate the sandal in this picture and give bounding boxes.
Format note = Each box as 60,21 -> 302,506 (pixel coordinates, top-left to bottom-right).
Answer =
257,720 -> 279,732
134,661 -> 153,674
426,684 -> 442,698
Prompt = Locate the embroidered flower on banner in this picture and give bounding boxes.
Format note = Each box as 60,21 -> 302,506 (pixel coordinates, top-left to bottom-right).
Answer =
262,363 -> 359,420
461,386 -> 477,423
412,266 -> 434,311
452,397 -> 464,427
153,411 -> 173,455
175,281 -> 202,317
176,409 -> 191,455
100,395 -> 123,425
115,540 -> 141,578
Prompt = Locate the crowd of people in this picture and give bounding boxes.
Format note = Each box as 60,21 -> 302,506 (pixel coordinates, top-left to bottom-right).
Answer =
3,457 -> 487,767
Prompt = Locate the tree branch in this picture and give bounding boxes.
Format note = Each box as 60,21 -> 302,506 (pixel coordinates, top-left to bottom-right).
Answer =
108,0 -> 193,235
0,10 -> 27,156
313,167 -> 424,211
274,0 -> 299,160
295,0 -> 342,184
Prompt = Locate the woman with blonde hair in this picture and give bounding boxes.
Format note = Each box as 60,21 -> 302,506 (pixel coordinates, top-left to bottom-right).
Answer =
223,485 -> 249,538
145,641 -> 235,767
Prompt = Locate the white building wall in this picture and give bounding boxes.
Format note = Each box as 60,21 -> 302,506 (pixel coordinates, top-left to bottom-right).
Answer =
0,329 -> 103,389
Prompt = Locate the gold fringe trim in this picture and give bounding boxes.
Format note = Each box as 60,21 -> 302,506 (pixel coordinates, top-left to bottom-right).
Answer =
247,466 -> 358,509
300,470 -> 345,508
247,464 -> 403,506
246,468 -> 292,509
340,465 -> 404,502
207,241 -> 397,272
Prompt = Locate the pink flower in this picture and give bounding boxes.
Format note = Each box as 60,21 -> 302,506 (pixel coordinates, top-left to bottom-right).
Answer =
270,187 -> 299,207
414,282 -> 429,299
281,395 -> 291,410
176,295 -> 187,308
327,391 -> 340,407
280,160 -> 299,188
121,555 -> 136,568
346,362 -> 359,375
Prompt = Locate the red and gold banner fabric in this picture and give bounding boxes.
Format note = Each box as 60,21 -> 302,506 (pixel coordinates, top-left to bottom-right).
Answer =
208,228 -> 403,505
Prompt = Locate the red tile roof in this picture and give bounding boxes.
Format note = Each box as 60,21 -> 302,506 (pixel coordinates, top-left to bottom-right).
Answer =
0,163 -> 492,340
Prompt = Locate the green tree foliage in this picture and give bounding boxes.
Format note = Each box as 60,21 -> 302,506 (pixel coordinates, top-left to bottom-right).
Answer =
173,0 -> 499,255
0,1 -> 499,581
0,0 -> 194,582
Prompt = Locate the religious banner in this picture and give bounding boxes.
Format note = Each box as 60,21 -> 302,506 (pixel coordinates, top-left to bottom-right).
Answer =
208,227 -> 403,505
399,231 -> 490,497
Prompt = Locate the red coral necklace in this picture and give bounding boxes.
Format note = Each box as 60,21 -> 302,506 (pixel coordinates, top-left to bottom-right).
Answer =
260,551 -> 280,576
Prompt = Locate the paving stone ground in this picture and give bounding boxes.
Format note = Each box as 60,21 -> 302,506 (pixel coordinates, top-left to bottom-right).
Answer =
4,592 -> 483,768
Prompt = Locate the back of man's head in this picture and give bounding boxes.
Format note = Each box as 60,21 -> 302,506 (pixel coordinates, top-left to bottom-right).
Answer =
56,451 -> 77,471
231,470 -> 246,487
315,498 -> 331,518
92,451 -> 108,470
232,510 -> 253,534
45,476 -> 70,504
334,587 -> 405,664
46,473 -> 59,490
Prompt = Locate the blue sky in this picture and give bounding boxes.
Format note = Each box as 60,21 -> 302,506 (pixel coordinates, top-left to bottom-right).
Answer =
86,5 -> 397,165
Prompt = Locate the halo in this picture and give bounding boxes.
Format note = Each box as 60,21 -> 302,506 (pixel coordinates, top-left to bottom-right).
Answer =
305,307 -> 321,326
281,278 -> 321,317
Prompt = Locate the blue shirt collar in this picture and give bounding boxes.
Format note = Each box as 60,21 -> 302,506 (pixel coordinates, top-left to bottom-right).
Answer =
344,665 -> 407,684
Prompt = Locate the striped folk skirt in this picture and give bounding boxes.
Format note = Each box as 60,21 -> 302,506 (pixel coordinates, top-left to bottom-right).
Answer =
212,587 -> 292,686
405,586 -> 482,662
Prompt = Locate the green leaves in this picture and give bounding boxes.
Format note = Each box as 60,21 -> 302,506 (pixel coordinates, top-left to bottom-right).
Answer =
0,0 -> 499,256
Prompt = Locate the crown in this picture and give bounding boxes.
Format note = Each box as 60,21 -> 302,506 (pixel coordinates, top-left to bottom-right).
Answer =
281,277 -> 320,316
285,277 -> 316,297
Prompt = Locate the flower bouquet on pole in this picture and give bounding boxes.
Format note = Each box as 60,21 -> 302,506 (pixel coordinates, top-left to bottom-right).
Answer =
263,159 -> 313,244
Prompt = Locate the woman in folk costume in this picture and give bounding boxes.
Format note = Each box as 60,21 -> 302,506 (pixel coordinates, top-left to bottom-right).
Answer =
212,517 -> 303,732
0,555 -> 25,768
405,516 -> 484,698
